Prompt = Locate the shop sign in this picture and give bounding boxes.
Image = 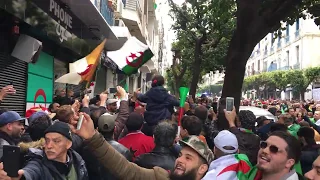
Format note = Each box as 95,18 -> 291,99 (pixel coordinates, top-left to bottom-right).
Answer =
49,0 -> 73,42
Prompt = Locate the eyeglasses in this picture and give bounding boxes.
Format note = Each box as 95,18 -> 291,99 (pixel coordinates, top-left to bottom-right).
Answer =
260,141 -> 280,154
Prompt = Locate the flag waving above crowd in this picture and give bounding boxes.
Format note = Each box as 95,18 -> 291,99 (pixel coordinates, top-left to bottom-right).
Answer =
55,39 -> 107,86
107,37 -> 153,75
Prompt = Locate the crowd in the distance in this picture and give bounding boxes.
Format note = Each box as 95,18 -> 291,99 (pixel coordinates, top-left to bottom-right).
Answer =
0,75 -> 319,179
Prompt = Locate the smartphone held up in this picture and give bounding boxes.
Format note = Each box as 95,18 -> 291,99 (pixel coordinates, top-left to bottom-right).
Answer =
2,145 -> 20,177
226,97 -> 234,112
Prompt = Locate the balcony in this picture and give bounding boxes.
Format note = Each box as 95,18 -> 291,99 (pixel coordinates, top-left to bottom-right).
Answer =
121,0 -> 147,43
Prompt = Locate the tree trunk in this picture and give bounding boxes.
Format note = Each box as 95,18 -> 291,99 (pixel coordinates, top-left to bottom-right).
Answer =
300,91 -> 305,101
175,80 -> 182,98
189,39 -> 203,99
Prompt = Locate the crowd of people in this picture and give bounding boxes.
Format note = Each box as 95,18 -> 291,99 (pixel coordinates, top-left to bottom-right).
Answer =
0,75 -> 319,179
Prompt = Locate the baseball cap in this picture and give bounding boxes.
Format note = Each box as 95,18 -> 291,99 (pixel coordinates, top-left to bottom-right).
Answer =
106,99 -> 118,105
0,111 -> 27,126
214,130 -> 238,154
98,113 -> 117,132
179,135 -> 213,164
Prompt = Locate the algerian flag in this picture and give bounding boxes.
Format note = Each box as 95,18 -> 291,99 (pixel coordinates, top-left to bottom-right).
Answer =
202,154 -> 252,180
55,39 -> 106,87
107,37 -> 153,75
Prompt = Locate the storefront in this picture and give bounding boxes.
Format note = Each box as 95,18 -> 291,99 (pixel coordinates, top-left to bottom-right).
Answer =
0,0 -> 117,115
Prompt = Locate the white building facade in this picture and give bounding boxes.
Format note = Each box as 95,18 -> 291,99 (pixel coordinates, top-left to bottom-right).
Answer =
245,16 -> 320,100
92,0 -> 160,93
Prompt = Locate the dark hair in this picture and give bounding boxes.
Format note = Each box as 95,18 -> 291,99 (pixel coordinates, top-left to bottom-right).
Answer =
90,108 -> 107,129
55,105 -> 74,123
48,103 -> 55,113
270,123 -> 287,133
153,121 -> 177,147
297,127 -> 316,145
181,116 -> 202,136
194,105 -> 208,123
151,75 -> 165,87
28,116 -> 52,141
268,107 -> 277,116
269,131 -> 301,164
126,112 -> 144,132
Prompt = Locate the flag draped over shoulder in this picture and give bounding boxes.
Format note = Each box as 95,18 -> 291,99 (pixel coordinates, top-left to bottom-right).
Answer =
107,37 -> 153,75
202,154 -> 252,180
55,39 -> 107,87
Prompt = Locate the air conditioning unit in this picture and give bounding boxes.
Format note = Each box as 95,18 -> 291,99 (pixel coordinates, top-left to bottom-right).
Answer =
114,19 -> 125,27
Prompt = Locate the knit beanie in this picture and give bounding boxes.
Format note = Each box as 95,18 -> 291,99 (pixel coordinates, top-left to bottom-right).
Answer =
44,121 -> 72,141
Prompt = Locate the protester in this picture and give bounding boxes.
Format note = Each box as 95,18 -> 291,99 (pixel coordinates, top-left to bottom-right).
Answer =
135,120 -> 178,170
0,121 -> 88,180
0,111 -> 25,158
70,113 -> 212,180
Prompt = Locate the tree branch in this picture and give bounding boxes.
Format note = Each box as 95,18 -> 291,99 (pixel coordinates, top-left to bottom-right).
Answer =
263,0 -> 301,27
168,0 -> 197,40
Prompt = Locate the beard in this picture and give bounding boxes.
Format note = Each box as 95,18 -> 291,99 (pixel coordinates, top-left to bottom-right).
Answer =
169,167 -> 198,180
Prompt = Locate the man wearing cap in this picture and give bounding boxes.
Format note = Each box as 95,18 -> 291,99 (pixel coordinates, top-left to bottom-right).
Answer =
0,111 -> 26,158
64,113 -> 213,180
83,113 -> 132,180
0,121 -> 88,180
106,99 -> 118,114
202,130 -> 252,180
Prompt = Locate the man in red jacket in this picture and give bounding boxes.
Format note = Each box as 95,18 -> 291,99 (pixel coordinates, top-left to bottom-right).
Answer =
119,112 -> 155,160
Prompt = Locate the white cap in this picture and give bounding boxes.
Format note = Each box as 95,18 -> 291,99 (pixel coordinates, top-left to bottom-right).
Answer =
214,130 -> 238,154
106,99 -> 118,105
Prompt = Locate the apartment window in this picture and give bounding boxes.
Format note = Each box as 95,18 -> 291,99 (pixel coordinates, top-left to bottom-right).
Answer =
258,60 -> 261,71
296,19 -> 300,31
286,23 -> 289,36
296,46 -> 299,63
271,33 -> 274,44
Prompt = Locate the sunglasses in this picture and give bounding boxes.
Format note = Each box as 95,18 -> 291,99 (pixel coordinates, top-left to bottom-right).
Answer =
260,141 -> 280,154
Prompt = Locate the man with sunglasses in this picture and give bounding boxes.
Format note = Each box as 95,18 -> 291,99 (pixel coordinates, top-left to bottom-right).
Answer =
247,131 -> 303,180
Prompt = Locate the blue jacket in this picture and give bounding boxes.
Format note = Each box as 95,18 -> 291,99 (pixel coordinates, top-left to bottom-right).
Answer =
138,86 -> 179,125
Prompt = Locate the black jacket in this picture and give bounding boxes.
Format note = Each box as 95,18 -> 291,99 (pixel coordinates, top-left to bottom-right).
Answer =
138,86 -> 179,125
22,148 -> 88,180
300,144 -> 320,175
0,131 -> 18,159
83,136 -> 132,180
134,146 -> 178,171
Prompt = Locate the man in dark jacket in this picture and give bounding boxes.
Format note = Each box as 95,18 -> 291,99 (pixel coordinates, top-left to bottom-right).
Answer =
225,109 -> 260,165
83,112 -> 132,180
135,120 -> 178,170
2,121 -> 88,180
0,111 -> 26,158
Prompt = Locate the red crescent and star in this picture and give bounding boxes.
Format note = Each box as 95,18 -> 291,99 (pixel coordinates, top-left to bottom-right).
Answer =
126,52 -> 144,68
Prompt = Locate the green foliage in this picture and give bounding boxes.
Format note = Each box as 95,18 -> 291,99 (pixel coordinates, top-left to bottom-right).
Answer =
243,67 -> 320,98
168,0 -> 235,96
